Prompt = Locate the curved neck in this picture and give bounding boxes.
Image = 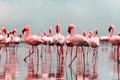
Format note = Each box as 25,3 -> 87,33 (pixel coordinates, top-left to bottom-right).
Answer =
1,31 -> 6,36
109,28 -> 114,37
25,29 -> 30,38
94,31 -> 96,37
13,32 -> 17,37
58,28 -> 62,34
70,30 -> 75,36
49,32 -> 52,37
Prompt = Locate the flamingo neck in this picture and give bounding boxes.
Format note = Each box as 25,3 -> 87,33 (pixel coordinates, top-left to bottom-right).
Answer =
49,32 -> 52,37
25,29 -> 31,38
110,28 -> 114,37
13,33 -> 17,37
70,28 -> 75,36
1,30 -> 6,36
70,31 -> 75,36
57,27 -> 62,34
94,32 -> 96,37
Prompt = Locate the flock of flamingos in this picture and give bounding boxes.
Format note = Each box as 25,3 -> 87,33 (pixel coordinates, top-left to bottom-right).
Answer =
0,23 -> 120,68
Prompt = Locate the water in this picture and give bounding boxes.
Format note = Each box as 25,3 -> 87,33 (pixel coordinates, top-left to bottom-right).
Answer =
0,42 -> 120,80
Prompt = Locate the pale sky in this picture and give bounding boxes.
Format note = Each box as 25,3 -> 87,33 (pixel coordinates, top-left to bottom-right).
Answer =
0,0 -> 120,36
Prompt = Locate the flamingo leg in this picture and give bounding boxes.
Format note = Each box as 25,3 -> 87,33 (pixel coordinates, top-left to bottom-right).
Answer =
36,46 -> 39,75
40,45 -> 43,58
70,47 -> 73,64
81,46 -> 85,80
24,46 -> 34,62
69,46 -> 78,67
92,48 -> 96,63
86,47 -> 89,63
60,45 -> 64,64
65,46 -> 68,64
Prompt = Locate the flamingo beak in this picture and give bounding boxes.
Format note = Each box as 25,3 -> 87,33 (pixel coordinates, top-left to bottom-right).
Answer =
4,30 -> 6,34
19,34 -> 22,38
68,27 -> 70,33
12,31 -> 15,34
108,27 -> 111,33
22,29 -> 25,34
96,30 -> 98,35
56,29 -> 58,33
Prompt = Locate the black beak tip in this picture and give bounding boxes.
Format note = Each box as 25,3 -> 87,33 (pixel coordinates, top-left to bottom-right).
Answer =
96,31 -> 98,35
68,27 -> 70,33
4,30 -> 6,34
108,28 -> 111,33
56,29 -> 58,33
22,29 -> 25,34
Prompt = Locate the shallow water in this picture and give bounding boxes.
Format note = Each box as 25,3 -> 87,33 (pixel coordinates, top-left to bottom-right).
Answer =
0,42 -> 120,80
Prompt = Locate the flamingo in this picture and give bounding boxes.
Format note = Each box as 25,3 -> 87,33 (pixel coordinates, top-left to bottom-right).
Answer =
53,23 -> 65,64
47,27 -> 54,55
89,29 -> 99,62
67,24 -> 88,67
0,27 -> 7,44
108,25 -> 120,62
22,25 -> 40,62
12,29 -> 22,44
83,31 -> 93,63
65,24 -> 76,64
108,25 -> 120,45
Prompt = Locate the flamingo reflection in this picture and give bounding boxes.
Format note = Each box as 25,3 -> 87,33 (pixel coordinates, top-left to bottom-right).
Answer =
0,47 -> 20,80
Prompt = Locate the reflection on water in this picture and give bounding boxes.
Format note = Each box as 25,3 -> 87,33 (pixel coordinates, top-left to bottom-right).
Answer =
0,43 -> 120,80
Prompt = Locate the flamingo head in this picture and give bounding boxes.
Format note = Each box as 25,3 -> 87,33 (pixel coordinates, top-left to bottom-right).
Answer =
12,29 -> 17,34
88,31 -> 93,38
55,23 -> 61,33
49,27 -> 52,34
118,32 -> 120,36
1,27 -> 6,34
44,31 -> 47,36
108,25 -> 114,33
83,31 -> 87,36
68,24 -> 75,34
94,29 -> 98,35
22,25 -> 30,34
18,34 -> 22,38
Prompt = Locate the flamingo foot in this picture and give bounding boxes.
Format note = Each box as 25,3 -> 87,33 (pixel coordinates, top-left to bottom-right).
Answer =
24,58 -> 27,62
69,63 -> 72,67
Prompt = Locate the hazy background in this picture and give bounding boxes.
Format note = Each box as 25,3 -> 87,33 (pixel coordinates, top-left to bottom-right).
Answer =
0,0 -> 120,36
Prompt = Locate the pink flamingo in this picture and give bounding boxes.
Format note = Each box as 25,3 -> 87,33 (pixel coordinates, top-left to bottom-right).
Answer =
83,31 -> 93,62
12,29 -> 22,44
22,25 -> 40,62
67,24 -> 88,67
65,24 -> 76,64
40,31 -> 48,60
47,27 -> 54,54
108,25 -> 120,62
53,23 -> 65,64
108,25 -> 120,45
0,27 -> 7,44
89,29 -> 99,62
